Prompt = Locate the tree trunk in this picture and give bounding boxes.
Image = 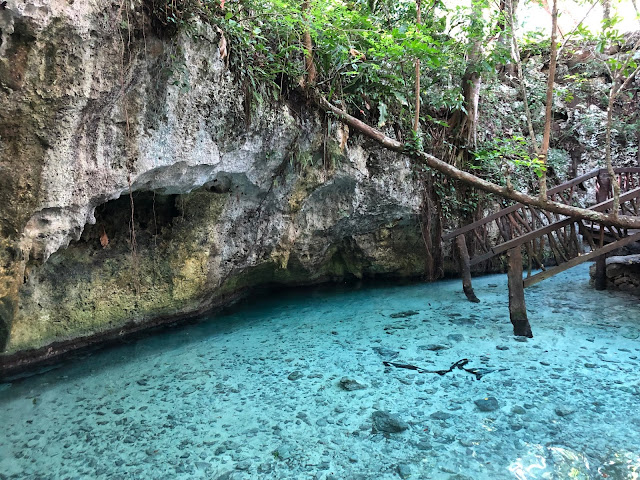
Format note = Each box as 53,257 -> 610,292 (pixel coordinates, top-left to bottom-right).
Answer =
596,171 -> 611,206
539,0 -> 558,201
508,0 -> 538,155
456,235 -> 480,303
507,247 -> 533,337
301,0 -> 317,85
602,0 -> 611,21
636,126 -> 640,166
461,70 -> 481,147
449,0 -> 483,152
413,0 -> 421,133
605,89 -> 621,216
498,0 -> 519,77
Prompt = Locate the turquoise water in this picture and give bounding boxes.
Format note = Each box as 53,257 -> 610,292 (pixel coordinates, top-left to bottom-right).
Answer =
1,263 -> 639,480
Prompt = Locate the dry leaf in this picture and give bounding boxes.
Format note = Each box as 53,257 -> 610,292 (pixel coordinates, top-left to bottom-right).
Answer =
100,228 -> 109,248
349,48 -> 366,61
216,27 -> 228,65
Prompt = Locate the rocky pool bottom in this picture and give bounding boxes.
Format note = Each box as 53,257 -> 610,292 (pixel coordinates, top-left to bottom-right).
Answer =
1,263 -> 639,480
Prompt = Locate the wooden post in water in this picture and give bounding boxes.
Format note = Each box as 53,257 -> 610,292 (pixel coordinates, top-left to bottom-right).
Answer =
455,235 -> 480,303
594,256 -> 607,290
507,246 -> 533,337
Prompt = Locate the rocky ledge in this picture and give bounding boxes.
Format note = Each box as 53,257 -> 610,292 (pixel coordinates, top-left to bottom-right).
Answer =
597,254 -> 640,295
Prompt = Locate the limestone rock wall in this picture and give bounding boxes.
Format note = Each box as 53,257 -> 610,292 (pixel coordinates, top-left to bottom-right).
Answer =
0,1 -> 431,362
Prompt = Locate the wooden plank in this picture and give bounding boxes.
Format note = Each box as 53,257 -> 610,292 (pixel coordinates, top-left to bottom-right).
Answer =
491,218 -> 575,258
443,203 -> 521,241
523,231 -> 640,288
612,167 -> 640,174
469,250 -> 497,267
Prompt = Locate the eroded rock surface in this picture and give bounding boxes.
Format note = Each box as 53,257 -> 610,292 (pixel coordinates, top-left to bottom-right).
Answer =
0,1 -> 433,364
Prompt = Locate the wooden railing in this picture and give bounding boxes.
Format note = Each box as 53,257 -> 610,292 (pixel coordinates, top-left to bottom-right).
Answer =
445,167 -> 640,288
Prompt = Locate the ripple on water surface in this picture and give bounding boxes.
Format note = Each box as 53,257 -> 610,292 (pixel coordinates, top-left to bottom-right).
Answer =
1,263 -> 640,479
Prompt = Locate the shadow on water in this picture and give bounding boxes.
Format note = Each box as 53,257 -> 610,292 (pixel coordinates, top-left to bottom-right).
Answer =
1,274 -> 448,386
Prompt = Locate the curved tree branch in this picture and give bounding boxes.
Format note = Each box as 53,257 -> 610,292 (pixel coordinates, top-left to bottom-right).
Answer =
316,94 -> 640,229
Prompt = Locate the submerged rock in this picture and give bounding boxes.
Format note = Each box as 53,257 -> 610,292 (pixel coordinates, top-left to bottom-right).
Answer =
554,406 -> 576,417
430,411 -> 454,420
419,343 -> 451,351
511,405 -> 527,415
396,463 -> 413,479
372,346 -> 400,359
474,397 -> 499,412
389,311 -> 420,318
338,377 -> 367,391
287,371 -> 304,381
371,411 -> 409,433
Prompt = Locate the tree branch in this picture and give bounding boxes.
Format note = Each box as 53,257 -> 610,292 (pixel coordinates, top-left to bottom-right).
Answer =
316,94 -> 640,229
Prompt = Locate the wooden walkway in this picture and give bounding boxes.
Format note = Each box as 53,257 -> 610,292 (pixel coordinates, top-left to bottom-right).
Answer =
444,167 -> 640,336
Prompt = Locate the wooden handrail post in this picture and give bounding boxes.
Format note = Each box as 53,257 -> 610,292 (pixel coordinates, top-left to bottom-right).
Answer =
594,256 -> 607,291
455,235 -> 480,303
596,171 -> 611,204
507,247 -> 533,337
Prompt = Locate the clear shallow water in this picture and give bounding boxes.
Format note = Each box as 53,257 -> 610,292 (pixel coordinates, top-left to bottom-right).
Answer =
1,263 -> 640,480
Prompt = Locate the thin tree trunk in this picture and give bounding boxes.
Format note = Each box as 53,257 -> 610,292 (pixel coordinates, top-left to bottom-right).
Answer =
508,0 -> 538,155
463,0 -> 483,149
413,0 -> 421,133
540,0 -> 565,36
636,126 -> 640,166
497,0 -> 515,77
449,0 -> 483,152
539,0 -> 558,202
301,0 -> 317,85
602,0 -> 611,21
596,171 -> 611,204
605,88 -> 621,217
462,69 -> 481,147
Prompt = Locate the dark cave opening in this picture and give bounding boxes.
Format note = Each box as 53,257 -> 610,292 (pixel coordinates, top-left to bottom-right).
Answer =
80,191 -> 181,249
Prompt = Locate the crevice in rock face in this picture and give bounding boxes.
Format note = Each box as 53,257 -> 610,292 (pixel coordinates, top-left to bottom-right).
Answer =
80,191 -> 181,251
326,237 -> 370,280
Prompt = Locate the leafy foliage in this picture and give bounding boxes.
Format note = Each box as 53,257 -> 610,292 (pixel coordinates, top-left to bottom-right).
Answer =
473,135 -> 546,187
147,0 -> 512,132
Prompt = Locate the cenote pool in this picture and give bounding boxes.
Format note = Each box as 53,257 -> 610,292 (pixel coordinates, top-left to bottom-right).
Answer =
1,263 -> 639,480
